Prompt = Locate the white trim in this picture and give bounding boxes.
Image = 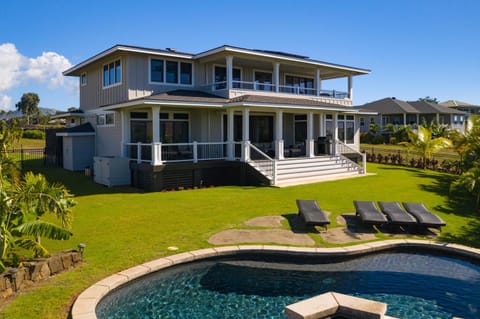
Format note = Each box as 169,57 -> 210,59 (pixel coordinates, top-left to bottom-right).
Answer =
51,112 -> 85,120
56,132 -> 95,137
96,111 -> 116,127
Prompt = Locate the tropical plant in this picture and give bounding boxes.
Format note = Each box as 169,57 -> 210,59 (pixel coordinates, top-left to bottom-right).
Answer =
0,169 -> 76,272
15,93 -> 40,125
400,125 -> 452,168
451,115 -> 480,171
451,162 -> 480,212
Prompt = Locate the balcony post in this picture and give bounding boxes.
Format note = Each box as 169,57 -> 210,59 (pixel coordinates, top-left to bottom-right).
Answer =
241,108 -> 250,162
152,142 -> 163,165
275,110 -> 284,160
227,109 -> 234,160
226,55 -> 233,91
333,113 -> 338,155
137,142 -> 142,164
306,111 -> 315,157
120,110 -> 130,157
316,68 -> 321,96
193,141 -> 198,163
348,75 -> 353,99
274,62 -> 280,93
151,106 -> 160,143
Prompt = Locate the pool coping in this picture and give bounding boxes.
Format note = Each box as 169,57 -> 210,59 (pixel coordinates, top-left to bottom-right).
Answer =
71,239 -> 480,319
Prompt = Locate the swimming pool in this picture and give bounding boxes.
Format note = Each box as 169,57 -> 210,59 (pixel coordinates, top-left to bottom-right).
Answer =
96,248 -> 480,319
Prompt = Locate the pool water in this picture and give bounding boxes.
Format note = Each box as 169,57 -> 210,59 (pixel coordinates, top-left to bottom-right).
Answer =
96,251 -> 480,319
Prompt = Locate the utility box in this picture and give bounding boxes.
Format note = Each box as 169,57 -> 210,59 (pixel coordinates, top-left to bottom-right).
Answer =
93,156 -> 131,187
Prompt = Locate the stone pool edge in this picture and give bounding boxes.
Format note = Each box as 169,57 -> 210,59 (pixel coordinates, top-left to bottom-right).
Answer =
71,239 -> 480,319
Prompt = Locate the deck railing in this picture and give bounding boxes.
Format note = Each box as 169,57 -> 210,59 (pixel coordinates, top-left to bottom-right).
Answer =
248,142 -> 275,183
334,139 -> 367,174
199,81 -> 348,99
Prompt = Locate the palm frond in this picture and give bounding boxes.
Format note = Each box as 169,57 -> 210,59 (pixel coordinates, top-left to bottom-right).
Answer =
15,220 -> 72,240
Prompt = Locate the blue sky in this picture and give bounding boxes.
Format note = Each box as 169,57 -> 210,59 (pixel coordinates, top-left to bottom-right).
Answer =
1,0 -> 479,111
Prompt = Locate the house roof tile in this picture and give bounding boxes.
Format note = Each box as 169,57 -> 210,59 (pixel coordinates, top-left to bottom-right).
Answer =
358,98 -> 419,114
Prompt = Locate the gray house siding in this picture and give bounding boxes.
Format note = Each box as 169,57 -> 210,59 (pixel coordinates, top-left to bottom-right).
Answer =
79,55 -> 129,110
95,111 -> 123,157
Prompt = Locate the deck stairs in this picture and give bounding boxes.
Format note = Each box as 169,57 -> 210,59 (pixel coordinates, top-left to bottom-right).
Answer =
249,155 -> 365,187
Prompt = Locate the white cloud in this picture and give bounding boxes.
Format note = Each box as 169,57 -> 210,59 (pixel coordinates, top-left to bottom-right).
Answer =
0,43 -> 24,91
0,43 -> 76,109
0,94 -> 12,111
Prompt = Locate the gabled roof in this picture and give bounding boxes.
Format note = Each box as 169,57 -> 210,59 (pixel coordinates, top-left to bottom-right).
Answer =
408,101 -> 466,114
358,97 -> 419,114
64,44 -> 370,77
56,122 -> 95,137
439,100 -> 480,108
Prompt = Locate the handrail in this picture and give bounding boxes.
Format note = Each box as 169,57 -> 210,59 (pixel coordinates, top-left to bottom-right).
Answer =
334,139 -> 367,174
247,142 -> 276,184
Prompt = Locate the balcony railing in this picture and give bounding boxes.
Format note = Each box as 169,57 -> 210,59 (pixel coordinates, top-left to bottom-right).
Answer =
199,81 -> 348,99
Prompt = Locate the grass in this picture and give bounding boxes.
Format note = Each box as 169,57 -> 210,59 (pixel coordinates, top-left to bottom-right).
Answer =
12,138 -> 45,149
361,143 -> 459,161
2,162 -> 479,318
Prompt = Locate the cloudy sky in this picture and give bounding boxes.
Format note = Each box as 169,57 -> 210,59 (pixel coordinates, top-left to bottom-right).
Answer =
1,0 -> 479,111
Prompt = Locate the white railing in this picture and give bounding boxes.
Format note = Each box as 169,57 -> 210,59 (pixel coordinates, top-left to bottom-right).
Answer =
199,81 -> 348,99
334,139 -> 367,174
125,141 -> 243,164
248,142 -> 276,184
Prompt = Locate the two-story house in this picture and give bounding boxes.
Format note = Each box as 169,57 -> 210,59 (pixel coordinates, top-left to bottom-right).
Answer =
60,44 -> 371,190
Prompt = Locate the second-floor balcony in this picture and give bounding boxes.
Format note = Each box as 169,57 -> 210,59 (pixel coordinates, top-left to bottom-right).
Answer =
200,81 -> 348,100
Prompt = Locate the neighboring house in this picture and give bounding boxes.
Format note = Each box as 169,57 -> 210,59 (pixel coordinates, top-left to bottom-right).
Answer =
51,110 -> 85,127
59,44 -> 372,190
358,97 -> 467,133
439,100 -> 480,116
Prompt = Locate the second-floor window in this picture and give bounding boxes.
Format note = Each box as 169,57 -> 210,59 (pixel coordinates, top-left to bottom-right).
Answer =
103,59 -> 121,87
214,66 -> 241,90
254,71 -> 273,91
285,75 -> 314,95
150,59 -> 192,85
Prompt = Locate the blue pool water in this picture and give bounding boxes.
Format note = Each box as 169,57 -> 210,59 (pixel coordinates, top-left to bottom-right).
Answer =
96,251 -> 480,319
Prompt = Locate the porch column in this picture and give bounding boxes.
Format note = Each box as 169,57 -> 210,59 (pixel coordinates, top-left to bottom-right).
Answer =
306,111 -> 315,157
403,113 -> 407,126
273,62 -> 280,93
151,106 -> 162,165
275,110 -> 284,159
416,114 -> 420,127
347,76 -> 353,99
318,113 -> 324,136
333,112 -> 338,155
226,55 -> 233,91
120,110 -> 130,157
316,68 -> 322,96
436,113 -> 440,124
227,108 -> 234,160
241,108 -> 250,162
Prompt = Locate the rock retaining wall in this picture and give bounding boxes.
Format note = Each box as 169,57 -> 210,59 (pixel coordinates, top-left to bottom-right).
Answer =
0,250 -> 83,304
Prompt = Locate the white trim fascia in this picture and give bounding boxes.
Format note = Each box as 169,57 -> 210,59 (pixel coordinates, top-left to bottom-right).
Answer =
195,46 -> 370,75
51,112 -> 85,119
64,45 -> 194,76
56,132 -> 96,137
225,102 -> 363,113
87,99 -> 225,112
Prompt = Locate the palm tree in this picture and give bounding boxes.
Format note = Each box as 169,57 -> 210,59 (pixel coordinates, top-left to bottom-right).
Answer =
451,163 -> 480,212
0,170 -> 75,271
451,115 -> 480,171
400,125 -> 452,168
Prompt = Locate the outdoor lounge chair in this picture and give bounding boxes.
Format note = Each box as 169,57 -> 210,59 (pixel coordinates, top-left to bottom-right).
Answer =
402,202 -> 446,229
296,200 -> 330,230
353,200 -> 388,225
378,201 -> 418,226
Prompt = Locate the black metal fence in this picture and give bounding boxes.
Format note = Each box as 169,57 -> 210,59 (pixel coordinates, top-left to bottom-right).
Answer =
2,148 -> 47,171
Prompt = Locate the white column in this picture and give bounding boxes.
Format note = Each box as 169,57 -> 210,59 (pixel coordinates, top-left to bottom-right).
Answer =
120,110 -> 130,157
151,106 -> 161,165
333,113 -> 338,155
348,75 -> 353,99
436,113 -> 440,124
226,55 -> 233,91
403,113 -> 407,126
316,68 -> 321,96
318,113 -> 324,136
227,109 -> 234,160
306,111 -> 315,157
416,114 -> 420,127
275,110 -> 284,159
241,108 -> 250,162
274,62 -> 280,93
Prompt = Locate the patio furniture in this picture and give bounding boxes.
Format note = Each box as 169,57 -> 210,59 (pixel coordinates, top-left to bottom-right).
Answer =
296,200 -> 330,230
402,202 -> 446,229
353,201 -> 388,225
378,201 -> 417,226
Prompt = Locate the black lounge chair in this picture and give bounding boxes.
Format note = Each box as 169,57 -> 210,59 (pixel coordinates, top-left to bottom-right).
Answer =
378,201 -> 417,226
296,200 -> 330,230
402,202 -> 446,229
353,201 -> 388,225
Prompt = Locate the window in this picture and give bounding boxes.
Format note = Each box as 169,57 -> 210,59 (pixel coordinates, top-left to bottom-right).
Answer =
337,114 -> 355,144
254,71 -> 273,91
160,112 -> 189,143
294,114 -> 307,145
214,66 -> 241,89
285,75 -> 314,95
150,58 -> 192,85
103,59 -> 121,87
97,113 -> 115,126
81,72 -> 87,86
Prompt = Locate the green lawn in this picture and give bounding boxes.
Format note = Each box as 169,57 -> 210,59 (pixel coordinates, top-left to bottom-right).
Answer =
13,138 -> 45,149
2,163 -> 479,318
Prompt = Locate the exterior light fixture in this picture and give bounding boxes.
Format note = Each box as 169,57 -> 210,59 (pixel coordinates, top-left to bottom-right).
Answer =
78,243 -> 86,256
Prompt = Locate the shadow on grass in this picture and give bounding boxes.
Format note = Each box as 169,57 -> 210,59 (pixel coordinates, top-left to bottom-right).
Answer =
23,160 -> 142,197
282,213 -> 320,234
440,218 -> 480,248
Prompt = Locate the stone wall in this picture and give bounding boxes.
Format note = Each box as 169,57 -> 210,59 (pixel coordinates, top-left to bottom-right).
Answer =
0,250 -> 83,304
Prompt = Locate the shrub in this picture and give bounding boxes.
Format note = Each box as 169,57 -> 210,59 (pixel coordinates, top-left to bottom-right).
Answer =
389,137 -> 397,144
22,129 -> 45,139
372,135 -> 385,144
